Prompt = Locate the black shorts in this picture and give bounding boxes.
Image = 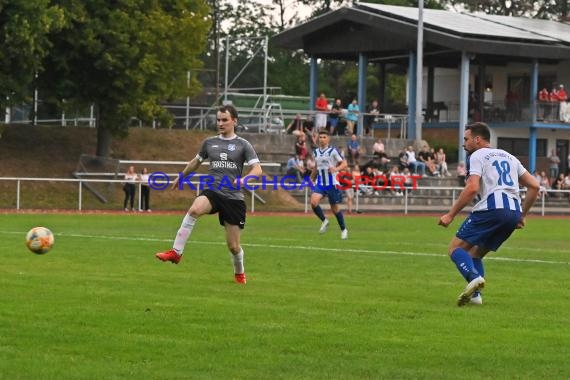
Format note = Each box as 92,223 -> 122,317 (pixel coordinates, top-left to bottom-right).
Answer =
201,189 -> 246,229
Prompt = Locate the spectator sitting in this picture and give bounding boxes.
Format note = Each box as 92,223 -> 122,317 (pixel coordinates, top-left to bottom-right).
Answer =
405,145 -> 426,176
538,170 -> 551,198
346,134 -> 361,166
372,138 -> 385,156
286,114 -> 304,135
457,161 -> 467,186
554,173 -> 566,198
398,147 -> 410,172
285,154 -> 306,182
435,147 -> 451,176
418,145 -> 439,176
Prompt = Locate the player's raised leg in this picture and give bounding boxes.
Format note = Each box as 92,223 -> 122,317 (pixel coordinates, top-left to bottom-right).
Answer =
156,196 -> 212,264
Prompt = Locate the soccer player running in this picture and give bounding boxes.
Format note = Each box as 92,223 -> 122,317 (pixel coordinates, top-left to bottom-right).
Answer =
310,129 -> 349,239
438,122 -> 539,306
155,105 -> 262,284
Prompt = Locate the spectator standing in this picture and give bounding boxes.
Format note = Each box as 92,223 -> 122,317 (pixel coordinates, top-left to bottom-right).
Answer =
365,99 -> 380,136
538,87 -> 550,120
346,99 -> 359,135
294,133 -> 308,160
123,165 -> 138,211
557,84 -> 570,122
548,148 -> 560,180
140,167 -> 151,212
328,98 -> 342,135
315,92 -> 329,130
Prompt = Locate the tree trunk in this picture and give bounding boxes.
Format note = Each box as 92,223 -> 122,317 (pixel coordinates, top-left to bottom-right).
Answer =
96,125 -> 112,158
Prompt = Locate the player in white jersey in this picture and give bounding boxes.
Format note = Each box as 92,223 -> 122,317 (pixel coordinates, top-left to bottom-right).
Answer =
155,105 -> 262,284
310,129 -> 349,239
438,122 -> 539,306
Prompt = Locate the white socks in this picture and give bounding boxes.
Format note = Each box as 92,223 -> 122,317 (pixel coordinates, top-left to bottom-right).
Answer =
172,213 -> 196,254
229,248 -> 245,274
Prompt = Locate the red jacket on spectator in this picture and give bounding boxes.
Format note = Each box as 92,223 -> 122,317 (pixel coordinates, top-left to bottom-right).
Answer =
538,88 -> 549,102
557,86 -> 568,101
549,88 -> 559,102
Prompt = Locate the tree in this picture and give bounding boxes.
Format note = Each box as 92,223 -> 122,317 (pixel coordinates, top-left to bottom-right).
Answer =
37,0 -> 210,157
0,0 -> 63,109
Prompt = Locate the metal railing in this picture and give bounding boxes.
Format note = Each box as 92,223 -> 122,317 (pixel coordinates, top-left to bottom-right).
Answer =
1,176 -> 569,216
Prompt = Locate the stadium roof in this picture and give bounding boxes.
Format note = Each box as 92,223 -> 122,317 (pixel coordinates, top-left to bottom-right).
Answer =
272,3 -> 570,65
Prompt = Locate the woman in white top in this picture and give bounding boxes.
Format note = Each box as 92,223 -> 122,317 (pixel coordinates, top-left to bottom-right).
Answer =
140,167 -> 151,212
123,165 -> 138,211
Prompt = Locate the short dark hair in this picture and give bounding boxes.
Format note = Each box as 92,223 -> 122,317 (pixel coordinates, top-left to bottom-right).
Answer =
218,105 -> 238,120
465,122 -> 490,141
318,129 -> 330,136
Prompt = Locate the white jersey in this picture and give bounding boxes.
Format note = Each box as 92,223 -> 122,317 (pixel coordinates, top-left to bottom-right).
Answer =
314,146 -> 344,187
468,147 -> 526,212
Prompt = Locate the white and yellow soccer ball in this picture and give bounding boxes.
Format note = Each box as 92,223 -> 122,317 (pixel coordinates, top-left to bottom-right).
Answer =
25,227 -> 55,254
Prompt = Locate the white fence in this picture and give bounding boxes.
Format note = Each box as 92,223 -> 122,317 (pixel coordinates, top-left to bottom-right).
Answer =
0,176 -> 568,216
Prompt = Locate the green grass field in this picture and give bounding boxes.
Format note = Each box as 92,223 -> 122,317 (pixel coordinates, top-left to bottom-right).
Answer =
1,213 -> 569,379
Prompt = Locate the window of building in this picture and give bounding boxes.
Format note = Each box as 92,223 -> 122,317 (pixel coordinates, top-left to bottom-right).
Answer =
497,138 -> 547,157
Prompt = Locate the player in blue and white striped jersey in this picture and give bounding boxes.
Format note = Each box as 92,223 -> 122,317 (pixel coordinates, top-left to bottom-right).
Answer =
309,129 -> 349,240
438,122 -> 539,306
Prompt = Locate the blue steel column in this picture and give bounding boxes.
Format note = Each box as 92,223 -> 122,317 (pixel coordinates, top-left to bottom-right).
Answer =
407,51 -> 416,140
309,56 -> 318,112
357,53 -> 368,137
458,51 -> 470,163
529,59 -> 539,173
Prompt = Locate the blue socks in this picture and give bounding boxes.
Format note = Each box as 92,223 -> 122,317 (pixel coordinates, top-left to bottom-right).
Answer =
472,258 -> 485,278
450,248 -> 479,282
312,205 -> 326,221
334,211 -> 346,230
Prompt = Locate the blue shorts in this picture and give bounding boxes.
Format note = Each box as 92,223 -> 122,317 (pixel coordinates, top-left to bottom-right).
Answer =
456,209 -> 521,251
314,185 -> 344,205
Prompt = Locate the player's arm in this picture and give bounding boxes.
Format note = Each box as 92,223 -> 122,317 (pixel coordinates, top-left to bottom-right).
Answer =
332,158 -> 348,174
240,162 -> 262,186
517,171 -> 540,228
171,157 -> 201,190
438,174 -> 480,227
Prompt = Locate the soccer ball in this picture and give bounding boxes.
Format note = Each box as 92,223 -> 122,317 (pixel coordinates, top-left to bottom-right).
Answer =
25,227 -> 55,254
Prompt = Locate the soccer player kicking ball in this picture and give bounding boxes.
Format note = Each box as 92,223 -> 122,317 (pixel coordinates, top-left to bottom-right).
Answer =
310,129 -> 349,239
155,105 -> 262,284
438,122 -> 539,306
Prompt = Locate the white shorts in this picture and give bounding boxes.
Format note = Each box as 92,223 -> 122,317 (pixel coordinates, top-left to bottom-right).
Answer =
315,113 -> 327,129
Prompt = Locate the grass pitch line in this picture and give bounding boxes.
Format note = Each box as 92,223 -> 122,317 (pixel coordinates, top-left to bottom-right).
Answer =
2,230 -> 568,266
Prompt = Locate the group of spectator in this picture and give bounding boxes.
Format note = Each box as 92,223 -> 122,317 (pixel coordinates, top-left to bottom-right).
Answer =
122,165 -> 152,212
287,93 -> 383,137
536,148 -> 570,198
538,84 -> 569,122
397,144 -> 451,178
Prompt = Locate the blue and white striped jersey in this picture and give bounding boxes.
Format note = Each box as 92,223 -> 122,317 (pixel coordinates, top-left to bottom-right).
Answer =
468,147 -> 526,212
314,146 -> 344,188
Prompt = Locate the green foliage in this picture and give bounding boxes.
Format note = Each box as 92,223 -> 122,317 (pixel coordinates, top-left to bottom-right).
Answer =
0,0 -> 64,105
35,0 -> 210,154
